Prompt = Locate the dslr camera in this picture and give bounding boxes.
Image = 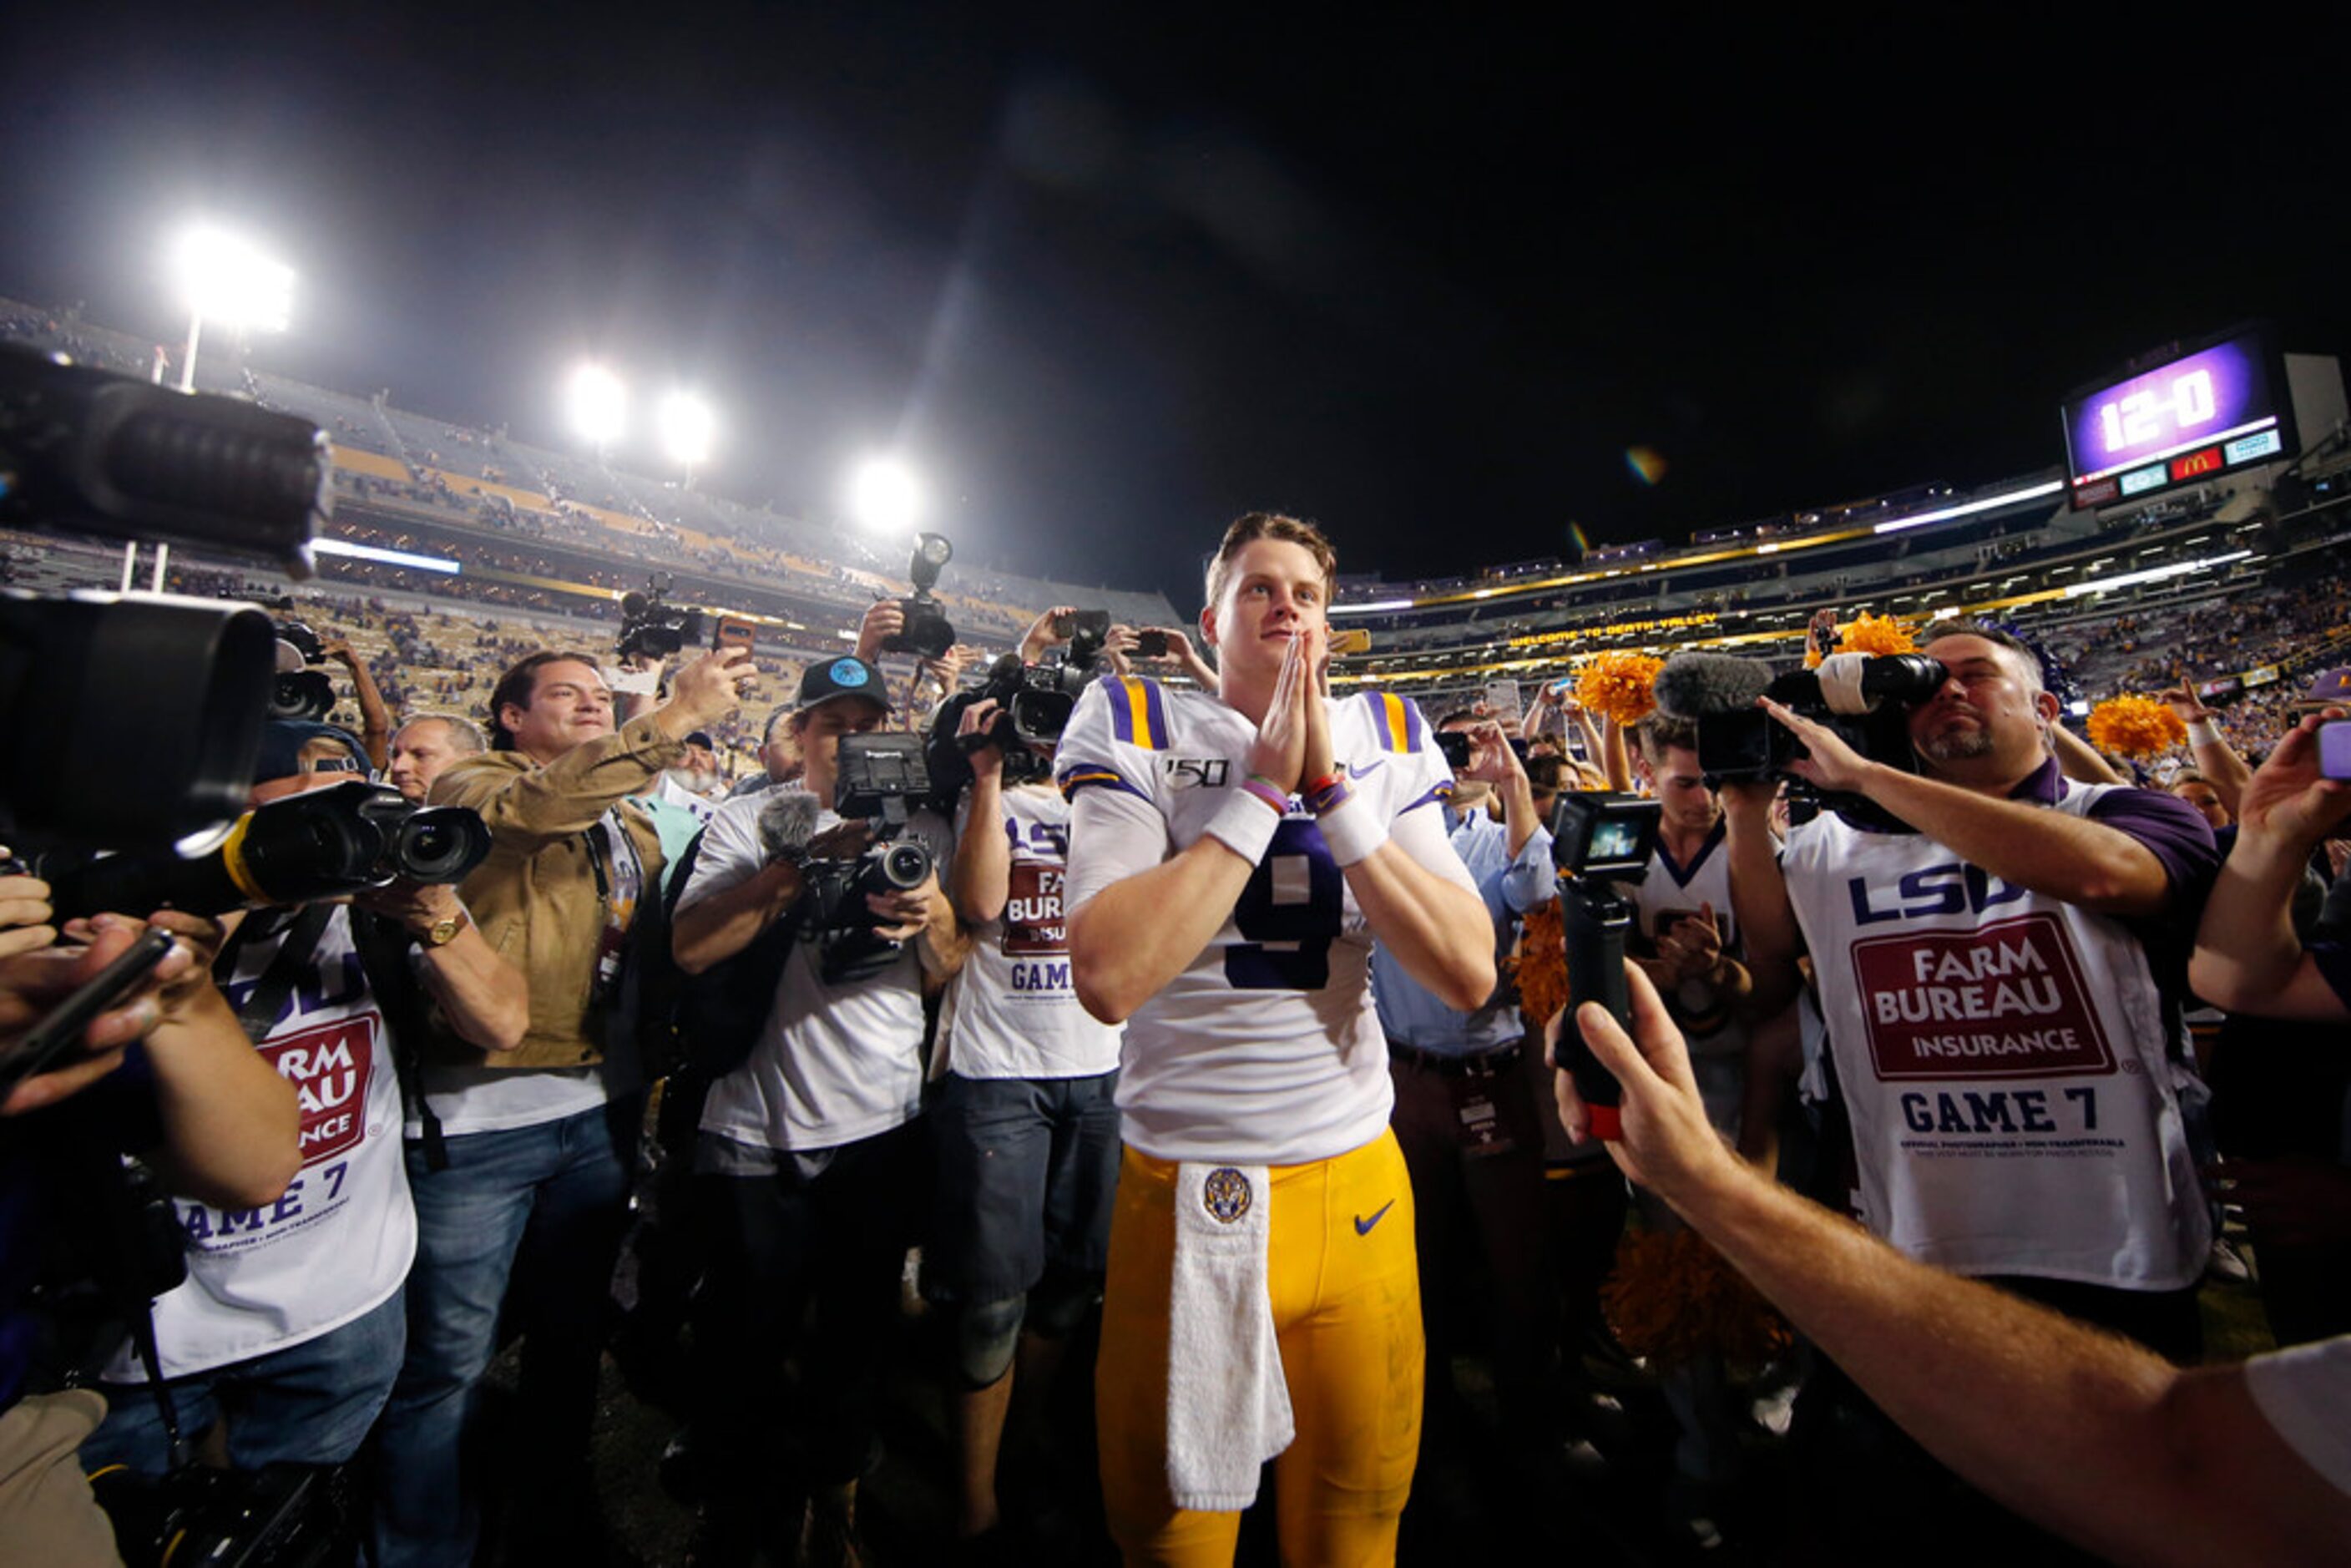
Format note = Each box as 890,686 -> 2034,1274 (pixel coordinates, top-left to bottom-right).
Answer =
47,780 -> 492,920
801,733 -> 936,983
881,533 -> 958,660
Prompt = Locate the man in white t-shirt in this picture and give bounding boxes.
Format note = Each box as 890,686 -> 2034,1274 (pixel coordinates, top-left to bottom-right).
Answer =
670,655 -> 963,1565
928,692 -> 1125,1542
1060,512 -> 1494,1565
81,722 -> 523,1479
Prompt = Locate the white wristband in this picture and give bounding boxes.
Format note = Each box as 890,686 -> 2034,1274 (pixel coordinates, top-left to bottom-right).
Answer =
1205,792 -> 1282,865
2186,719 -> 2221,746
1317,795 -> 1389,866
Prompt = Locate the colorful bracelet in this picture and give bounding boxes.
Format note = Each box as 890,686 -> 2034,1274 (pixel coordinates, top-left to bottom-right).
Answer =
1240,775 -> 1291,817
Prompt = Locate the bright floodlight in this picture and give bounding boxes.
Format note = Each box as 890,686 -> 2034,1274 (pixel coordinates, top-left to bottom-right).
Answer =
568,364 -> 627,447
847,455 -> 923,534
659,392 -> 716,467
173,226 -> 294,333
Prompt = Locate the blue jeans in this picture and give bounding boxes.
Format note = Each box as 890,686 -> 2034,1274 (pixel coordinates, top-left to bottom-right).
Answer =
83,1287 -> 406,1474
369,1098 -> 635,1568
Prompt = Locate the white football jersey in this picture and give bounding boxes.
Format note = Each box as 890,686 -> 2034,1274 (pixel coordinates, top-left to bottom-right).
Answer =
111,906 -> 415,1381
1058,675 -> 1470,1165
941,782 -> 1124,1080
1782,789 -> 2208,1290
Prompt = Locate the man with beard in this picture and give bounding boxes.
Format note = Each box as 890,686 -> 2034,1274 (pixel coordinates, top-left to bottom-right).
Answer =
1706,620 -> 2219,1558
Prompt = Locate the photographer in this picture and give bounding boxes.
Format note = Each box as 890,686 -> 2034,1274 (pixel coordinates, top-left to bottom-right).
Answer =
1,908 -> 301,1564
319,638 -> 393,772
1563,962 -> 2351,1568
928,693 -> 1124,1543
668,655 -> 959,1565
1716,620 -> 2219,1554
372,642 -> 751,1566
77,722 -> 523,1485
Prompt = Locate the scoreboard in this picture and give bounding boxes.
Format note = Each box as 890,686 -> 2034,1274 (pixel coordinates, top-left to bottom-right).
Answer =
2060,323 -> 2298,508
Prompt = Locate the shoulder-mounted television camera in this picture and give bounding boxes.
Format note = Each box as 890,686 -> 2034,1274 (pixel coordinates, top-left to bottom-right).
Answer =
800,733 -> 936,984
1656,650 -> 1946,829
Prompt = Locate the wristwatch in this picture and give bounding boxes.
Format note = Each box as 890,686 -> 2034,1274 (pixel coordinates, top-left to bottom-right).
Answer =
418,908 -> 471,949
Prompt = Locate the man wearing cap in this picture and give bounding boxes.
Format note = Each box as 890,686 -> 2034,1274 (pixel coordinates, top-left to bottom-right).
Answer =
372,643 -> 752,1566
670,655 -> 963,1565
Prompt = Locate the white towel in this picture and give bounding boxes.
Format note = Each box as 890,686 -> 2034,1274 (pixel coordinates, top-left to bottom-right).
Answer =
1166,1162 -> 1294,1511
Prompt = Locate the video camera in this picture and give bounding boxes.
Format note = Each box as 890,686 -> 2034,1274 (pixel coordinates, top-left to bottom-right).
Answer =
616,573 -> 705,659
0,346 -> 330,848
1656,650 -> 1946,827
924,610 -> 1115,802
45,781 -> 492,921
881,532 -> 958,660
802,733 -> 936,983
1545,791 -> 1664,1141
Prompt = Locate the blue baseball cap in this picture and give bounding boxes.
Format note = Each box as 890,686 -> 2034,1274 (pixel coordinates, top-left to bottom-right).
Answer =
795,655 -> 888,715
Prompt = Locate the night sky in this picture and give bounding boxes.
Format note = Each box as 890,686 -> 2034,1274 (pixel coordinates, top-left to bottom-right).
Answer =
3,4 -> 2343,606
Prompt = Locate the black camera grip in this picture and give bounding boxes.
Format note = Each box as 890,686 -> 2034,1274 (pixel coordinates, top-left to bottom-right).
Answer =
1555,887 -> 1629,1141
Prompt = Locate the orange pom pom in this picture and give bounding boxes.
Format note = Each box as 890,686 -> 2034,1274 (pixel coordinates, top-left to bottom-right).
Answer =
1838,613 -> 1918,657
1508,898 -> 1570,1027
1575,651 -> 1664,727
1602,1227 -> 1793,1373
2086,695 -> 2187,761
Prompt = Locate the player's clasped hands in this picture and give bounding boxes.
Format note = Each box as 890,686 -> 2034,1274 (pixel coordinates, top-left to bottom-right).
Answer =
1245,625 -> 1329,797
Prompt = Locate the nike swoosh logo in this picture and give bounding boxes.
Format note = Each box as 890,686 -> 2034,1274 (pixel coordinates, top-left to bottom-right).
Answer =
1353,1200 -> 1396,1236
1349,757 -> 1387,779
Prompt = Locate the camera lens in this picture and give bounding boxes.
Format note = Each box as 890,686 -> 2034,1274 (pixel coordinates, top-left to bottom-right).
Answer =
877,842 -> 931,890
394,807 -> 492,884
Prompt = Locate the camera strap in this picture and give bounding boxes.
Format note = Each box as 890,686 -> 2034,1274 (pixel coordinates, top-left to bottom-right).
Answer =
215,905 -> 336,1046
586,808 -> 645,1005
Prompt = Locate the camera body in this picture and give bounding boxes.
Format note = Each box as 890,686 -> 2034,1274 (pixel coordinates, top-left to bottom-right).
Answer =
925,620 -> 1115,804
804,734 -> 937,983
882,533 -> 958,660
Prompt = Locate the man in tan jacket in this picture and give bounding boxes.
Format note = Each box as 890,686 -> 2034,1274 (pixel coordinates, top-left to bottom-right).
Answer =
372,643 -> 751,1566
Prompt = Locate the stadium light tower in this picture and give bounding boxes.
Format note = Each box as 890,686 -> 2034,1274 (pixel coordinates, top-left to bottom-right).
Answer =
567,363 -> 627,458
847,454 -> 924,535
659,391 -> 716,489
170,225 -> 293,393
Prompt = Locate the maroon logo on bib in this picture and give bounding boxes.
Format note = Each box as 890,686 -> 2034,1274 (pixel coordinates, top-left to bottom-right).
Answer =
1849,913 -> 2114,1081
1001,862 -> 1068,956
260,1014 -> 376,1166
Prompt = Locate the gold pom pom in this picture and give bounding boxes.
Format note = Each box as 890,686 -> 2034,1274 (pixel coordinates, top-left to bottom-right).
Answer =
1602,1227 -> 1793,1373
1806,612 -> 1919,666
1508,898 -> 1570,1026
2086,695 -> 2187,761
1575,651 -> 1664,727
1838,613 -> 1918,657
